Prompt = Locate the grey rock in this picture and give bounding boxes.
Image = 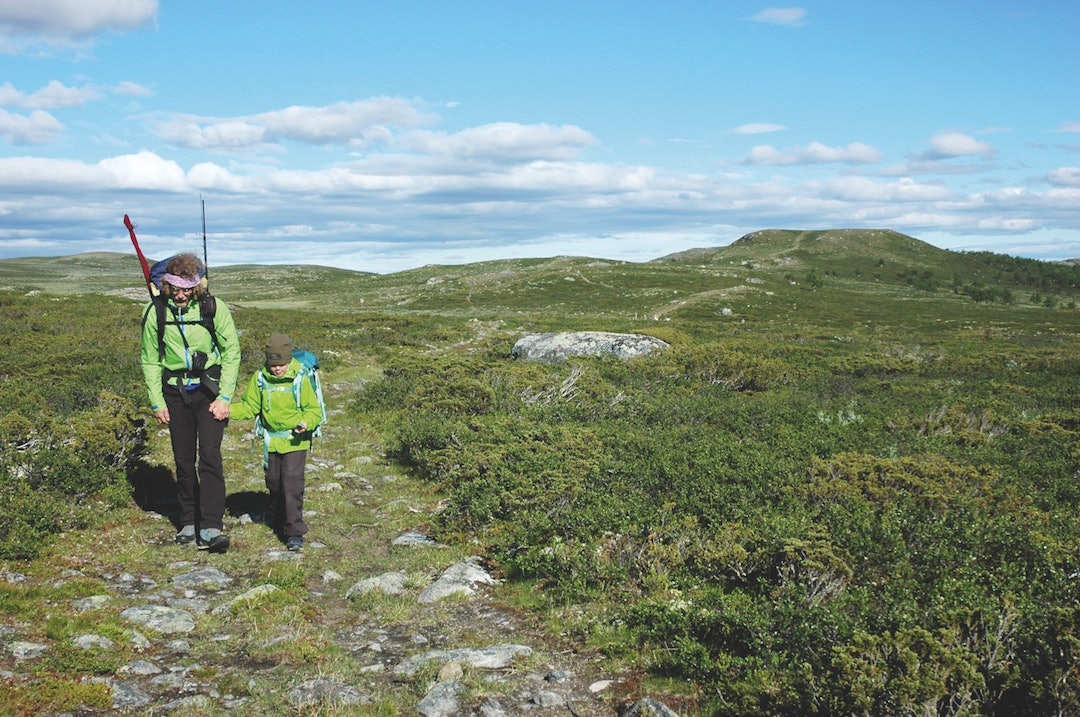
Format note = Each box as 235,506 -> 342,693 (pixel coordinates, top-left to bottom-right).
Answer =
151,671 -> 193,689
172,566 -> 233,591
162,694 -> 214,711
168,597 -> 211,614
345,570 -> 407,598
479,697 -> 507,717
266,549 -> 303,561
73,633 -> 115,650
9,641 -> 48,659
418,557 -> 496,603
545,669 -> 569,683
533,690 -> 564,707
110,679 -> 152,708
119,659 -> 162,676
512,331 -> 670,363
127,629 -> 151,650
438,661 -> 463,681
622,696 -> 681,716
418,680 -> 466,717
73,594 -> 111,612
392,529 -> 442,547
288,677 -> 369,708
394,644 -> 533,676
121,605 -> 197,634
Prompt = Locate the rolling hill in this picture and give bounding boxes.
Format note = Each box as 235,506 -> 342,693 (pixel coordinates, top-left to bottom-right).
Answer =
2,230 -> 1078,327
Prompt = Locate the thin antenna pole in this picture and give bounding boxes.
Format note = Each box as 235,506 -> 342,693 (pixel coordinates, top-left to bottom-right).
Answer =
201,196 -> 209,279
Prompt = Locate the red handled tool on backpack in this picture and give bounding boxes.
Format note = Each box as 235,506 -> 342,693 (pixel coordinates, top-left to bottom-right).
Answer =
124,214 -> 153,296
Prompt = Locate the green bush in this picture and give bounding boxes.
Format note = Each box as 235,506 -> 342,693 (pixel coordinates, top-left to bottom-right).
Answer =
346,318 -> 1080,714
0,294 -> 148,559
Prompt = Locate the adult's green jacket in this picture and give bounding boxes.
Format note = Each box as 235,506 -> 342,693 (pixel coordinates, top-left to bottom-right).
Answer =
140,296 -> 241,411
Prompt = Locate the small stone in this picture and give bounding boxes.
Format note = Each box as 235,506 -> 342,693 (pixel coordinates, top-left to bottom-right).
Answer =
74,634 -> 115,650
119,659 -> 162,676
533,690 -> 564,707
121,605 -> 196,634
438,661 -> 464,681
10,641 -> 48,660
73,594 -> 111,612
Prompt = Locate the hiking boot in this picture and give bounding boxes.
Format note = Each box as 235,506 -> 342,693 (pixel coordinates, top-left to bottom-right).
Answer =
175,525 -> 196,545
206,534 -> 230,553
197,528 -> 230,554
286,536 -> 304,552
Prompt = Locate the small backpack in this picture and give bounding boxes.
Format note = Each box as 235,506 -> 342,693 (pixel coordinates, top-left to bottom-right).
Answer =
253,349 -> 327,466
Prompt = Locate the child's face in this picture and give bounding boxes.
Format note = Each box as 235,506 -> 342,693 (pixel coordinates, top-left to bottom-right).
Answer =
268,363 -> 289,377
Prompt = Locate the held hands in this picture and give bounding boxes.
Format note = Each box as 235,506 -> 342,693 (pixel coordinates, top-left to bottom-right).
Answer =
209,398 -> 231,421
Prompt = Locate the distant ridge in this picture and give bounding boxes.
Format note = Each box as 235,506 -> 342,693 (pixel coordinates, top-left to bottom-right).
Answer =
652,228 -> 949,266
3,229 -> 1079,314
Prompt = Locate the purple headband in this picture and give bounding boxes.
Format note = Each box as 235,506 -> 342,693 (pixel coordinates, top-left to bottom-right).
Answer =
164,273 -> 201,289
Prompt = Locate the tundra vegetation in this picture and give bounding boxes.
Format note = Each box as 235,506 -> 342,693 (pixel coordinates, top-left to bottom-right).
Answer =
1,229 -> 1079,715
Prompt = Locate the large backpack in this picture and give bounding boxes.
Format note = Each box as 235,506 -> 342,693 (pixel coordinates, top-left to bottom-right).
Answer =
253,349 -> 327,466
141,256 -> 219,360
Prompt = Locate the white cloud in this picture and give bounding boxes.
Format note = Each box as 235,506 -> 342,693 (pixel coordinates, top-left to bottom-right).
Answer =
405,123 -> 597,162
0,80 -> 101,109
157,98 -> 438,151
0,150 -> 186,190
744,141 -> 881,165
114,81 -> 153,97
822,175 -> 954,202
1048,167 -> 1080,186
0,0 -> 157,39
260,99 -> 435,145
96,151 -> 183,189
923,131 -> 995,159
746,7 -> 808,27
163,120 -> 269,151
0,120 -> 1076,272
731,123 -> 785,135
0,108 -> 63,144
1059,122 -> 1080,133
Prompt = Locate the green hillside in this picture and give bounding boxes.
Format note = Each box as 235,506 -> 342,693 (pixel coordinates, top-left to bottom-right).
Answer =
3,230 -> 1078,325
4,229 -> 1080,714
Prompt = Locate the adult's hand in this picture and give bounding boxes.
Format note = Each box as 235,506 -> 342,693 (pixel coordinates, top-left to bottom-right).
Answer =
209,398 -> 231,421
154,407 -> 170,425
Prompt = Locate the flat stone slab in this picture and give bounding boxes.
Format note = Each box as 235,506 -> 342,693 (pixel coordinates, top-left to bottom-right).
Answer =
121,605 -> 197,634
418,557 -> 497,603
346,571 -> 408,599
172,566 -> 233,591
393,644 -> 533,676
288,678 -> 370,708
512,331 -> 670,363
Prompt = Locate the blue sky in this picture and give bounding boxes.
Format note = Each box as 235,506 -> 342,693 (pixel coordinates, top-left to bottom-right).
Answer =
1,1 -> 1077,273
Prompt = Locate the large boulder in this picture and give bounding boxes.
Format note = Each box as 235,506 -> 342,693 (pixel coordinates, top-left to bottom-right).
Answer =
512,331 -> 669,364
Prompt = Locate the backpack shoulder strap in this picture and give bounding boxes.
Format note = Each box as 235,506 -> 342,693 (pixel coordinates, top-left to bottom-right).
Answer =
140,294 -> 170,361
199,292 -> 219,354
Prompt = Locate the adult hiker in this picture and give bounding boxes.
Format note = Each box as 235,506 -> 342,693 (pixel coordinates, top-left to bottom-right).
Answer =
230,334 -> 323,552
140,252 -> 241,553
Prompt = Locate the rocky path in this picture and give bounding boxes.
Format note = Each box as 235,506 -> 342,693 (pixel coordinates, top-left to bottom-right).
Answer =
1,368 -> 681,715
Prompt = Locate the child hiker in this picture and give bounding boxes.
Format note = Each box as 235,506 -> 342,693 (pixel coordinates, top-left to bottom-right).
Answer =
231,334 -> 322,552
